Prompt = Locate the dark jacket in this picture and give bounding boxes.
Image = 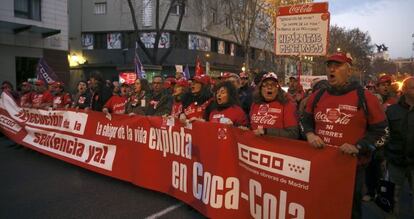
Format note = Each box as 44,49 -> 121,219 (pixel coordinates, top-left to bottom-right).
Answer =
90,85 -> 112,111
385,95 -> 414,166
239,84 -> 253,116
145,90 -> 172,116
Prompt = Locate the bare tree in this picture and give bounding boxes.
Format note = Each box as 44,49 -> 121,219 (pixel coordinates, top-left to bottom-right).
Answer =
126,0 -> 186,65
222,0 -> 263,72
221,0 -> 291,73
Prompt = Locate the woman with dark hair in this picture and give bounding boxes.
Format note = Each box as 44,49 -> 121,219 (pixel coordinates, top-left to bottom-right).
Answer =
180,75 -> 213,122
1,80 -> 19,101
207,81 -> 248,126
72,80 -> 91,110
249,72 -> 299,139
125,78 -> 150,116
170,78 -> 189,117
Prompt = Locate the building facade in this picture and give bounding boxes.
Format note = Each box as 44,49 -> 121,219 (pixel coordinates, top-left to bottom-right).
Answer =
68,0 -> 281,84
0,0 -> 69,88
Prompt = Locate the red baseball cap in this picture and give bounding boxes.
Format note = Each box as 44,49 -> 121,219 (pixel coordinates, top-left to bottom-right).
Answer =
34,80 -> 45,86
52,81 -> 64,87
239,72 -> 248,78
326,52 -> 353,65
175,78 -> 189,87
193,75 -> 210,85
261,72 -> 279,82
377,75 -> 392,85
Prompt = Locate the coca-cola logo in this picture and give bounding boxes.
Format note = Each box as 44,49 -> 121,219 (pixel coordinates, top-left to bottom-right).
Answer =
258,104 -> 269,115
289,4 -> 313,14
315,111 -> 352,125
251,114 -> 277,125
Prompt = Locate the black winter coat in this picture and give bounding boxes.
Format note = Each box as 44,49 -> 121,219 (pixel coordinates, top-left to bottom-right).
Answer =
385,96 -> 414,166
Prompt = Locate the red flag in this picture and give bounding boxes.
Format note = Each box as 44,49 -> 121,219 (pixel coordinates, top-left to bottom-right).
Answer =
195,56 -> 204,76
297,59 -> 302,85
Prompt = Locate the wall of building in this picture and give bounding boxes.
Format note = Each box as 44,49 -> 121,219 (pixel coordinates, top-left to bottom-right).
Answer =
0,0 -> 68,51
0,44 -> 42,87
0,0 -> 69,87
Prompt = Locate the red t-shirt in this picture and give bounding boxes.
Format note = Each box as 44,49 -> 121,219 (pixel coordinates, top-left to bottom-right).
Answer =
53,93 -> 72,109
31,91 -> 53,109
183,99 -> 212,119
305,89 -> 386,146
250,101 -> 298,130
209,105 -> 248,126
171,101 -> 183,117
104,95 -> 128,114
20,92 -> 33,107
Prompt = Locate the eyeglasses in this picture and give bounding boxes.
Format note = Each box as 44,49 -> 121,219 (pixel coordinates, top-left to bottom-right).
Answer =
241,77 -> 249,80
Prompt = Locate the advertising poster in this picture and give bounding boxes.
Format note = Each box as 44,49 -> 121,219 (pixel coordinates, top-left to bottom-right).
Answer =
107,33 -> 122,49
140,32 -> 170,48
82,34 -> 94,50
188,34 -> 211,51
218,41 -> 225,54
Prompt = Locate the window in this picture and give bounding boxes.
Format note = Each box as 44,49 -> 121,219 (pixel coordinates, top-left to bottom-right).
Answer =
16,57 -> 38,86
170,0 -> 187,16
94,33 -> 107,49
14,0 -> 41,21
123,32 -> 136,49
211,8 -> 218,24
94,2 -> 107,15
211,38 -> 218,53
225,16 -> 231,29
171,32 -> 187,49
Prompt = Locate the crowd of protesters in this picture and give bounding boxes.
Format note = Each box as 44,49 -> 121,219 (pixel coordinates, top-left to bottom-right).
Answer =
1,51 -> 414,219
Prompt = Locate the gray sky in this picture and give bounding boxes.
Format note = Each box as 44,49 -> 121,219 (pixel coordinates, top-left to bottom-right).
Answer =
316,0 -> 414,58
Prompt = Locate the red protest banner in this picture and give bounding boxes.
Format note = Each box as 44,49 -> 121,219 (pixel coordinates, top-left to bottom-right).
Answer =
0,91 -> 356,219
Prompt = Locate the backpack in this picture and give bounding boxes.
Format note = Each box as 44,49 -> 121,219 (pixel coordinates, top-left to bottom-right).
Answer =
311,86 -> 368,116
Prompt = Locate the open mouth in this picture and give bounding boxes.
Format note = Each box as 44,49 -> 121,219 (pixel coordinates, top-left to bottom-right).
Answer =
328,73 -> 336,80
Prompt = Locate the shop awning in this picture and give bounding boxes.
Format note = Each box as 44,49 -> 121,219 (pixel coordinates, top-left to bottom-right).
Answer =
0,20 -> 61,38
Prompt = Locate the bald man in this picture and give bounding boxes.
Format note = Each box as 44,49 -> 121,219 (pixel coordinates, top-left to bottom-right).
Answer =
385,77 -> 414,217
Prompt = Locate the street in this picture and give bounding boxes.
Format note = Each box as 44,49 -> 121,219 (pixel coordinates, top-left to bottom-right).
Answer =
0,136 -> 412,219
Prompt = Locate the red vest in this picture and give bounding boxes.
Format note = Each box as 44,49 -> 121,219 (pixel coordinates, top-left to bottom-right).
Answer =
305,90 -> 386,146
209,105 -> 248,126
183,99 -> 212,119
31,91 -> 53,109
250,101 -> 298,130
171,101 -> 183,117
53,93 -> 72,109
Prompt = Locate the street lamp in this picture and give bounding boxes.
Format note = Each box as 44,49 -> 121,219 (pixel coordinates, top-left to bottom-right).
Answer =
337,47 -> 341,52
68,53 -> 86,67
